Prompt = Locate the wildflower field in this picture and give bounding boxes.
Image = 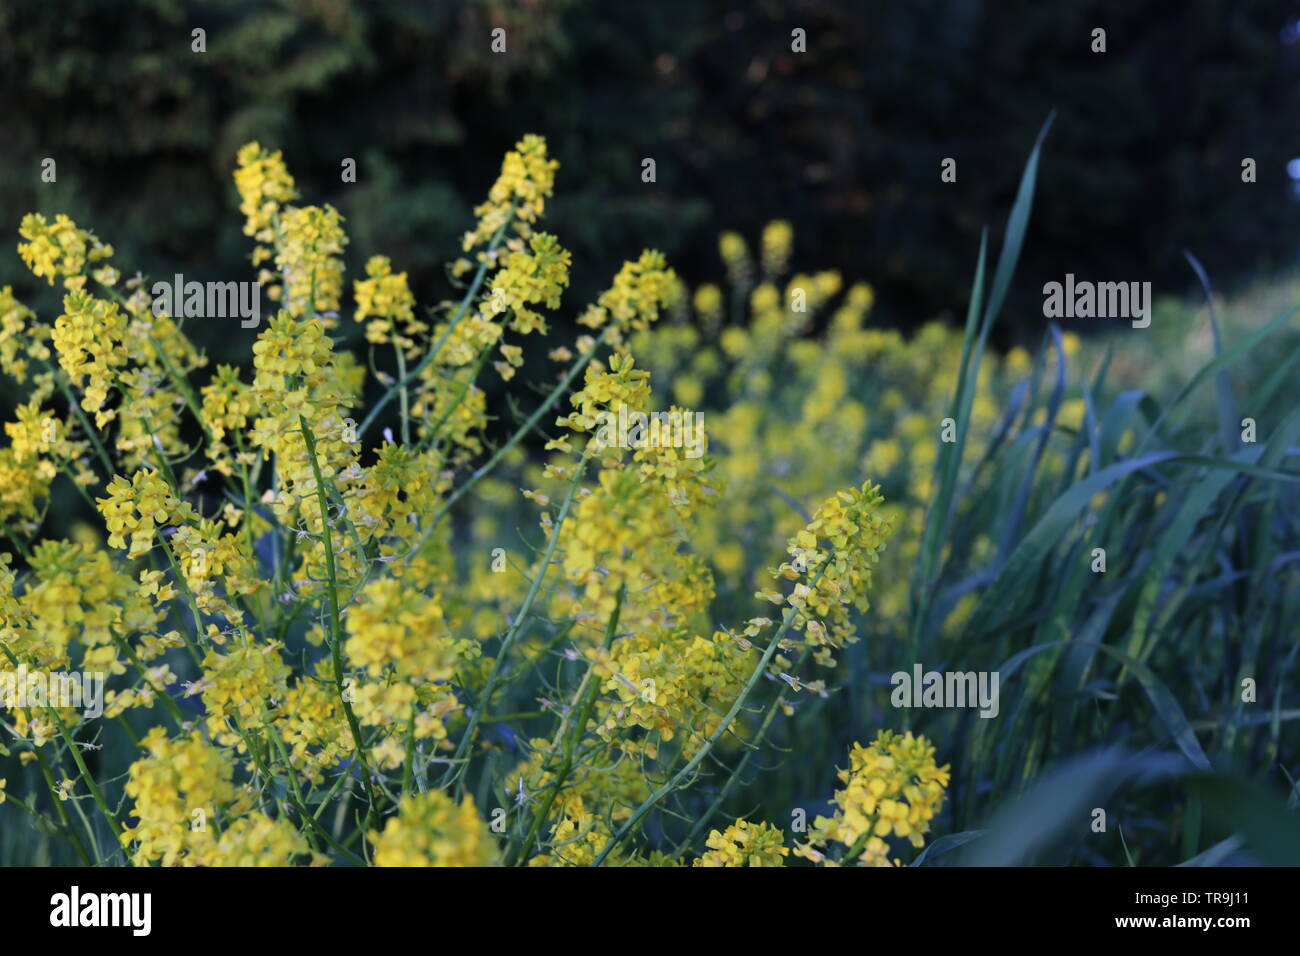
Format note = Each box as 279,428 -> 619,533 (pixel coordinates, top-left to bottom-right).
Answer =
0,106 -> 1297,872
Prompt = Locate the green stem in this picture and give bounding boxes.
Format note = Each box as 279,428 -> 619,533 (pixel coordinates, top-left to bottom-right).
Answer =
440,444 -> 596,793
404,328 -> 609,566
591,564 -> 828,866
511,589 -> 622,866
43,360 -> 114,477
298,416 -> 382,819
394,343 -> 411,446
48,707 -> 123,849
675,649 -> 811,855
358,212 -> 514,439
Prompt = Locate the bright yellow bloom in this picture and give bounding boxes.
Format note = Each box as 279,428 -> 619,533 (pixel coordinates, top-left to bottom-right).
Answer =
17,213 -> 112,291
97,469 -> 189,559
370,791 -> 497,866
354,255 -> 420,346
797,731 -> 949,866
577,250 -> 679,348
694,820 -> 788,867
121,727 -> 248,866
52,292 -> 129,427
277,204 -> 347,319
463,134 -> 558,251
768,481 -> 894,665
482,232 -> 571,335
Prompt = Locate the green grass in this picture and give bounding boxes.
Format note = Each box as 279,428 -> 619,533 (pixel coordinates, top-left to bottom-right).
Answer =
720,124 -> 1300,865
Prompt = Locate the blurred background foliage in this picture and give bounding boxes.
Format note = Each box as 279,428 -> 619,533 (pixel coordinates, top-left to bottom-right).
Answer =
1,0 -> 1298,362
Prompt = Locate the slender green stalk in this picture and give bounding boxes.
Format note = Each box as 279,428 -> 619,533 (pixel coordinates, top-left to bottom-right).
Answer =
394,343 -> 411,446
48,707 -> 123,848
298,416 -> 382,819
441,444 -> 596,793
674,648 -> 811,855
510,589 -> 623,866
358,212 -> 514,439
591,564 -> 828,866
403,328 -> 610,566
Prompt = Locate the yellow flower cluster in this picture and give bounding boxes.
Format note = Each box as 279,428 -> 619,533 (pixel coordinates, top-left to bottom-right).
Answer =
344,578 -> 477,766
344,578 -> 468,682
197,642 -> 291,741
276,661 -> 354,785
719,230 -> 752,289
52,292 -> 128,427
97,469 -> 190,559
764,481 -> 894,666
593,630 -> 749,754
760,220 -> 793,276
0,540 -> 159,682
233,142 -> 297,265
17,213 -> 113,291
249,313 -> 360,528
200,364 -> 258,473
354,255 -> 420,347
276,204 -> 348,319
505,742 -> 650,867
0,137 -> 969,870
577,250 -> 680,348
556,353 -> 652,436
96,468 -> 189,556
797,731 -> 950,867
694,819 -> 789,867
463,133 -> 558,251
0,285 -> 50,384
370,791 -> 497,866
122,727 -> 311,866
170,518 -> 261,618
482,231 -> 571,337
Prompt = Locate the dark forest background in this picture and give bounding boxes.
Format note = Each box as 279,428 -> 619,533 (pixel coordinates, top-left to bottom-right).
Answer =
1,0 -> 1298,362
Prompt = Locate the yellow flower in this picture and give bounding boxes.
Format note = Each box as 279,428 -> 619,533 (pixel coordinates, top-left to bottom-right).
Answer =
52,292 -> 129,427
234,142 -> 297,239
193,812 -> 314,867
767,481 -> 895,665
719,230 -> 751,289
121,727 -> 248,866
692,283 -> 723,328
97,470 -> 190,559
797,731 -> 949,866
463,134 -> 558,251
481,232 -> 571,335
577,251 -> 679,347
354,255 -> 420,345
370,791 -> 497,866
277,204 -> 347,319
761,220 -> 793,276
557,352 -> 652,436
0,286 -> 50,384
17,213 -> 112,291
198,642 -> 291,740
344,577 -> 473,682
694,820 -> 788,867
